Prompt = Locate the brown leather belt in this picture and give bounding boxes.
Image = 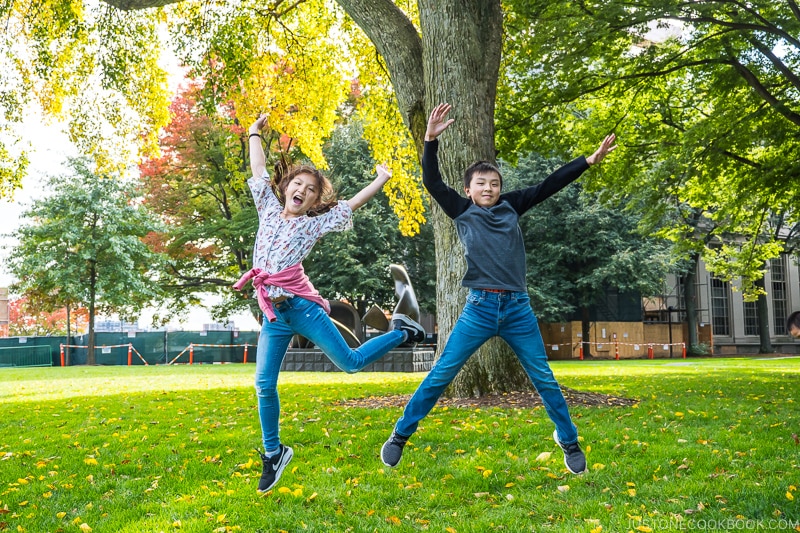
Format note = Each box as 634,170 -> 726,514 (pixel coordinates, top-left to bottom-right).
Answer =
271,296 -> 289,303
481,288 -> 507,293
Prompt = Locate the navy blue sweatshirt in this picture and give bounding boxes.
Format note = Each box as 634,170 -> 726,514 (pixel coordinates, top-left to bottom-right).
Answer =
422,140 -> 589,291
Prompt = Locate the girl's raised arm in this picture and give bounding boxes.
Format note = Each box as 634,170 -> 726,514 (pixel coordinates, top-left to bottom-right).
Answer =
249,114 -> 268,178
346,164 -> 392,212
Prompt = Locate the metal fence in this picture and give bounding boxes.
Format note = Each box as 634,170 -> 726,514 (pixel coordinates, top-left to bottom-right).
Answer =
0,330 -> 259,366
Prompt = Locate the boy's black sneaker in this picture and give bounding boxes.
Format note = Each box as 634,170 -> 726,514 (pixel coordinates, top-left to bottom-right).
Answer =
381,430 -> 410,467
257,444 -> 293,492
391,314 -> 425,344
553,430 -> 586,474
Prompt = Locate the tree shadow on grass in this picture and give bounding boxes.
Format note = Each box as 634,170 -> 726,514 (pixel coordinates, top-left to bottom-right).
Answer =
336,386 -> 637,409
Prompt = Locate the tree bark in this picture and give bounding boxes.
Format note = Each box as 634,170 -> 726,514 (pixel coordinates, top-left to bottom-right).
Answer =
87,262 -> 97,365
682,252 -> 700,355
580,306 -> 592,358
755,274 -> 774,354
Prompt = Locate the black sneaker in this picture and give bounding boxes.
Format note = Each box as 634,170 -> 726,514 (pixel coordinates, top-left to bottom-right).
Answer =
380,430 -> 410,467
391,314 -> 425,344
553,430 -> 586,474
257,444 -> 293,492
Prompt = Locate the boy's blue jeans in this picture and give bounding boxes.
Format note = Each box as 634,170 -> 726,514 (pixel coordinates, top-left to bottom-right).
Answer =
255,296 -> 405,452
395,289 -> 579,444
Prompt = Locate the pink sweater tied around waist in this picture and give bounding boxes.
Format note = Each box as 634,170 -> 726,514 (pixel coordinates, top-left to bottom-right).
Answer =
232,263 -> 330,322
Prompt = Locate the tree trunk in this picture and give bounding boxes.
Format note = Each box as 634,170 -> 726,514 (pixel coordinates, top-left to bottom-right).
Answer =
87,263 -> 97,365
335,0 -> 520,396
420,1 -> 529,396
683,252 -> 700,355
580,306 -> 592,358
755,274 -> 773,354
66,304 -> 72,366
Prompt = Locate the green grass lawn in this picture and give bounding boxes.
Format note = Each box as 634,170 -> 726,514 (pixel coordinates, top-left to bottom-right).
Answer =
1,358 -> 798,532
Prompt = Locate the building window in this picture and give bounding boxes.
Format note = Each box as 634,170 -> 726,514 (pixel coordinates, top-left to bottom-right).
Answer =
743,301 -> 759,336
711,278 -> 730,336
771,256 -> 788,335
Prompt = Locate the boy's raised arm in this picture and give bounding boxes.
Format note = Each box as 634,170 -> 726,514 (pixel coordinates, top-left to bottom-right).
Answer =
422,103 -> 470,219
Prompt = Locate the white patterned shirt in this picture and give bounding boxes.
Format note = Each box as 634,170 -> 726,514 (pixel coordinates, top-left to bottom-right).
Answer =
248,171 -> 353,299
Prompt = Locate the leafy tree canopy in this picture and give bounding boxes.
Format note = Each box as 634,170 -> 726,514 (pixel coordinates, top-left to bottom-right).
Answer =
498,0 -> 800,294
6,157 -> 163,362
7,296 -> 89,337
0,0 -> 171,188
503,153 -> 673,322
1,0 -> 426,236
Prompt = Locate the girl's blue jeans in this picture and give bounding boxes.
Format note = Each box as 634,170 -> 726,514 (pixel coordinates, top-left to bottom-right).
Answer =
255,296 -> 405,452
394,289 -> 579,444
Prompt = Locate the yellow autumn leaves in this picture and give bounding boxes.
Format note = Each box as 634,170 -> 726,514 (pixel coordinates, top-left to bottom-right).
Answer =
230,1 -> 426,237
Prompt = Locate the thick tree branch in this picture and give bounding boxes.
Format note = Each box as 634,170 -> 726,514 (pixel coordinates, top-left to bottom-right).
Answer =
668,15 -> 800,49
103,0 -> 178,10
725,53 -> 800,127
332,0 -> 426,150
790,0 -> 800,22
748,36 -> 800,93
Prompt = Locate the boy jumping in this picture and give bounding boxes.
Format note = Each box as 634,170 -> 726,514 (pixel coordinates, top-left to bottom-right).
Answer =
381,103 -> 616,475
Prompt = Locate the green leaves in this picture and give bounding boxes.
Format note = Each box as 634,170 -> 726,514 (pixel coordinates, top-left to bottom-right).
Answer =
6,157 -> 165,357
503,153 -> 672,322
499,0 -> 800,293
0,0 -> 171,190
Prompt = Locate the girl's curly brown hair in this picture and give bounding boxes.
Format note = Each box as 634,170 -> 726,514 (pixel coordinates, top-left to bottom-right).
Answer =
272,160 -> 338,217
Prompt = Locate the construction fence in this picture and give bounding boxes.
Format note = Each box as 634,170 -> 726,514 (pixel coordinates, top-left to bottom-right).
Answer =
0,330 -> 258,367
1,319 -> 701,368
540,321 -> 694,360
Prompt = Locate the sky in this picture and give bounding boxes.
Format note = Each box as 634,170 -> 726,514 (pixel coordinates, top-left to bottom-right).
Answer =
0,109 -> 260,332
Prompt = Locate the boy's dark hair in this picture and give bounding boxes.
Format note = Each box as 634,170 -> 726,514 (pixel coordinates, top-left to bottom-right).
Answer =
787,310 -> 800,334
463,161 -> 503,189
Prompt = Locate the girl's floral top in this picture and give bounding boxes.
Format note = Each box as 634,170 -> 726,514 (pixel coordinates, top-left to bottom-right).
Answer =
248,171 -> 353,300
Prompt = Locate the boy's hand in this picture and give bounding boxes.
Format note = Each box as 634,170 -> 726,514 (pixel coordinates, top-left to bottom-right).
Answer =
425,103 -> 455,141
586,133 -> 617,165
250,113 -> 268,135
376,164 -> 393,184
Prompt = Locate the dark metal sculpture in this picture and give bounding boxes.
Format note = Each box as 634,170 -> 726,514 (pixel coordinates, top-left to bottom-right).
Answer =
290,263 -> 420,348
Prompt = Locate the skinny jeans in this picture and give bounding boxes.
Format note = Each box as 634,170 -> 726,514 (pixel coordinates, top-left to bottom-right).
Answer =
394,289 -> 578,444
255,296 -> 405,452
